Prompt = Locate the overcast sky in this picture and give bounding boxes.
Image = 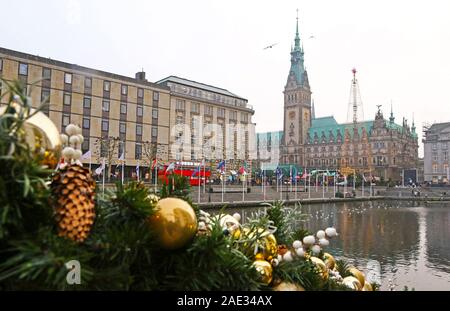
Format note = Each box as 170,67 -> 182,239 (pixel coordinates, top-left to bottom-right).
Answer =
3,0 -> 450,156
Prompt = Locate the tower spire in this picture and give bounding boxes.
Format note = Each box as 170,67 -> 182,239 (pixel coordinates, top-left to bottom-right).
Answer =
312,99 -> 316,119
389,101 -> 395,123
294,9 -> 301,50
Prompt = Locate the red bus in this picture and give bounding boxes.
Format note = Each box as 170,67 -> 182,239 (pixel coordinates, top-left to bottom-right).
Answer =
158,163 -> 211,186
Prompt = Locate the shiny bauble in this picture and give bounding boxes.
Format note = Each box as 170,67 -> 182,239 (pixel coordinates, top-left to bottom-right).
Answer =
303,235 -> 316,245
325,227 -> 338,238
311,245 -> 321,255
242,227 -> 277,261
322,252 -> 336,270
292,240 -> 302,249
343,276 -> 362,290
252,259 -> 273,285
262,232 -> 278,261
283,250 -> 293,262
362,281 -> 373,291
349,267 -> 365,287
148,198 -> 197,250
316,230 -> 326,239
319,238 -> 330,247
254,253 -> 265,260
0,106 -> 62,168
273,282 -> 305,291
309,257 -> 329,281
295,247 -> 305,258
232,213 -> 241,222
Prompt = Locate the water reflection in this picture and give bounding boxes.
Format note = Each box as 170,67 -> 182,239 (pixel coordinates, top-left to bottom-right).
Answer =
220,200 -> 450,291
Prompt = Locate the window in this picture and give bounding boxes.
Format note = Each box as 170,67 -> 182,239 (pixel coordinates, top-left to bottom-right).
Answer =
152,108 -> 158,119
120,122 -> 126,134
229,111 -> 238,120
102,100 -> 110,112
121,84 -> 128,95
432,143 -> 438,150
104,81 -> 111,91
137,105 -> 143,117
433,164 -> 439,173
19,63 -> 28,75
85,77 -> 92,88
42,68 -> 51,80
83,97 -> 91,109
191,102 -> 200,113
120,103 -> 127,114
118,142 -> 125,158
205,105 -> 213,115
443,143 -> 448,150
41,88 -> 50,103
63,93 -> 71,106
82,139 -> 89,153
64,73 -> 72,84
153,91 -> 159,101
176,99 -> 185,110
62,114 -> 70,127
217,108 -> 225,118
444,151 -> 448,161
137,88 -> 144,98
241,113 -> 248,122
136,124 -> 143,136
433,152 -> 438,162
176,115 -> 184,125
152,126 -> 158,138
135,144 -> 142,160
83,117 -> 90,129
101,120 -> 109,132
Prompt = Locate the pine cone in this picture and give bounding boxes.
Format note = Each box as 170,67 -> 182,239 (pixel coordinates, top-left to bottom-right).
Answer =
51,164 -> 96,242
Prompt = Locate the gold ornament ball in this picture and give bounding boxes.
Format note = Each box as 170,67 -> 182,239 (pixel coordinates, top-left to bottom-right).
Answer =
0,106 -> 62,168
310,256 -> 329,281
273,282 -> 305,291
362,281 -> 373,291
149,198 -> 197,250
262,232 -> 278,261
323,252 -> 336,270
252,259 -> 273,285
343,276 -> 362,291
349,267 -> 365,288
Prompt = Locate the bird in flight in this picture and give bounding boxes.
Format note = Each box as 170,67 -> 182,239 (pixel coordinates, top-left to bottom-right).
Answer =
263,43 -> 278,50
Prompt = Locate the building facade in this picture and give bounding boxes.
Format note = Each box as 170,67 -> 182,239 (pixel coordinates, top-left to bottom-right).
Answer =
277,16 -> 419,181
423,122 -> 450,184
156,76 -> 256,171
256,131 -> 283,168
0,47 -> 171,177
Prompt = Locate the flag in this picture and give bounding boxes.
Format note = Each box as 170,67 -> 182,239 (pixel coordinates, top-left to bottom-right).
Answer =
292,166 -> 298,182
136,162 -> 140,175
166,162 -> 175,173
362,174 -> 367,182
217,160 -> 225,171
95,160 -> 105,175
151,158 -> 157,170
238,162 -> 247,175
192,166 -> 201,177
201,158 -> 205,166
276,166 -> 283,180
81,150 -> 91,160
119,152 -> 124,161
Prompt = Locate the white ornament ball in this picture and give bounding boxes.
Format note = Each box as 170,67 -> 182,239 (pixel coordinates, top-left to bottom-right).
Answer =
295,247 -> 305,258
316,230 -> 326,239
325,227 -> 337,238
62,147 -> 75,159
73,149 -> 82,160
293,240 -> 302,249
319,238 -> 330,247
60,134 -> 68,145
232,213 -> 241,222
77,134 -> 84,144
69,135 -> 80,146
198,221 -> 206,231
283,251 -> 293,262
303,235 -> 316,245
311,245 -> 321,255
75,125 -> 82,135
65,124 -> 77,136
277,254 -> 283,262
271,259 -> 279,267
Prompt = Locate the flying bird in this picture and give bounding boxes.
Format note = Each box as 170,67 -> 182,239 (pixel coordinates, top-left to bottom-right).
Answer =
263,43 -> 278,50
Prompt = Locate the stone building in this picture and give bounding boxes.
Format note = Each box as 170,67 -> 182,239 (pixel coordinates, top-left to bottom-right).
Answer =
276,16 -> 419,182
423,122 -> 450,184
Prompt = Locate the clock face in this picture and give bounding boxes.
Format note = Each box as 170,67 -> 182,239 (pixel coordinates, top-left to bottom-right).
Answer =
289,111 -> 296,120
304,111 -> 309,121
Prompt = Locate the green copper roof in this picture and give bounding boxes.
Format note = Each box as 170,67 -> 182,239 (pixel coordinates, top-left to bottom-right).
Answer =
308,116 -> 418,142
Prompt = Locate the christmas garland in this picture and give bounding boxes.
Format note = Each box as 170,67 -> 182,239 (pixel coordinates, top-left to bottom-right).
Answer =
0,80 -> 378,291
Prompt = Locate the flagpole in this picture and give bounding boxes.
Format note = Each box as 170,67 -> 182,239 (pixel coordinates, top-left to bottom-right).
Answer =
322,173 -> 325,198
263,165 -> 266,201
334,171 -> 336,198
154,161 -> 157,193
242,172 -> 245,202
290,165 -> 292,193
362,173 -> 364,197
295,170 -> 298,200
203,159 -> 206,194
89,153 -> 92,171
315,172 -> 318,192
198,165 -> 201,204
308,170 -> 311,199
280,171 -> 282,201
102,158 -> 105,195
121,159 -> 124,185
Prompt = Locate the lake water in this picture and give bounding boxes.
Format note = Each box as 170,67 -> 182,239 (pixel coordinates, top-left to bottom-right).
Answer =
220,200 -> 450,291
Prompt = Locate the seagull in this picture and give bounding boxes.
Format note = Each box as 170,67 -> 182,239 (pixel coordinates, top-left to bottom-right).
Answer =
263,43 -> 278,50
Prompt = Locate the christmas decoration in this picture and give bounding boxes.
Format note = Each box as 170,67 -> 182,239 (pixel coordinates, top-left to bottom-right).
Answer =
323,252 -> 336,270
362,281 -> 374,291
349,267 -> 365,288
252,259 -> 273,285
325,227 -> 338,238
272,281 -> 305,291
149,197 -> 197,249
211,214 -> 241,237
309,257 -> 329,281
343,276 -> 362,290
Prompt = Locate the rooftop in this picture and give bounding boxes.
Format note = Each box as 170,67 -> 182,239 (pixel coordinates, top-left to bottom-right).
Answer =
156,75 -> 247,101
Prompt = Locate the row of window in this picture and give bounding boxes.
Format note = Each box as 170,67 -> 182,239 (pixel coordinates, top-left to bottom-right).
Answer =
432,163 -> 449,173
170,83 -> 247,107
13,60 -> 160,100
175,99 -> 248,121
431,151 -> 448,162
432,143 -> 449,150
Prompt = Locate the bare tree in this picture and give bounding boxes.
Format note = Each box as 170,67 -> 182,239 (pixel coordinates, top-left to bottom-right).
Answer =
141,141 -> 158,180
94,136 -> 120,181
